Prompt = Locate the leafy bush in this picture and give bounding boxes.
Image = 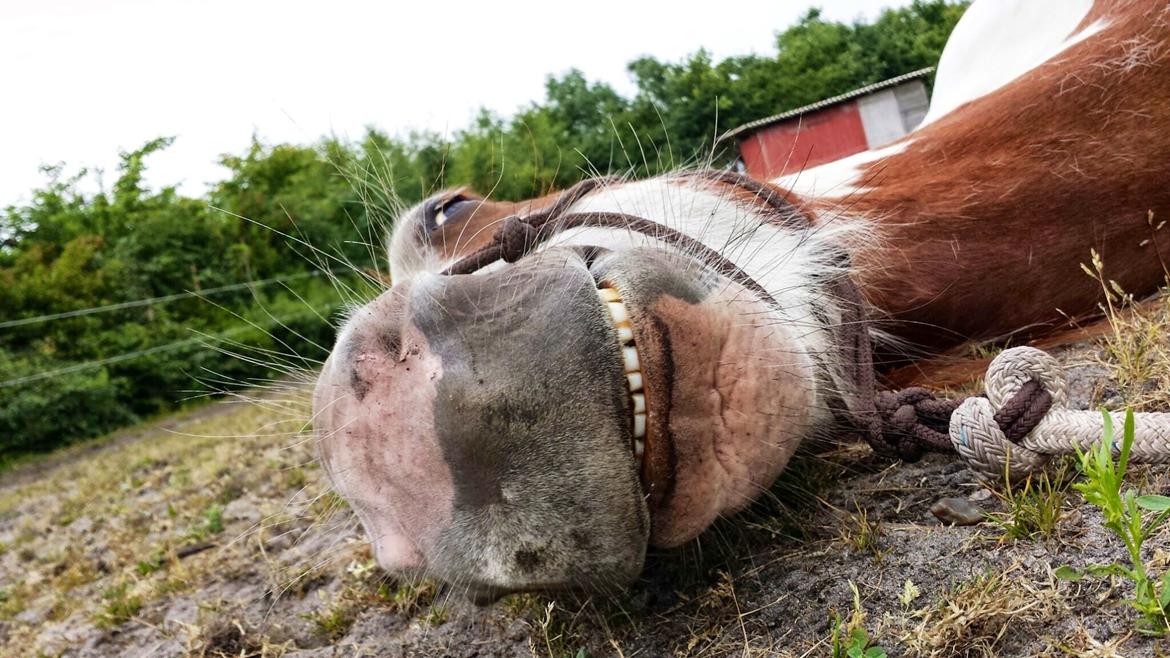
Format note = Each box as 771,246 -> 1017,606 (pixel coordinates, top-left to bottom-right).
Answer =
0,367 -> 135,454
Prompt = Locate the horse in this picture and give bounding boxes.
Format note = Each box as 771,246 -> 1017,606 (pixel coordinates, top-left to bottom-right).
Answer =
312,0 -> 1170,600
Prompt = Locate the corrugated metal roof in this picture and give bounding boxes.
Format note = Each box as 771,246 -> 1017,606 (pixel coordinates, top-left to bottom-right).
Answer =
718,67 -> 934,142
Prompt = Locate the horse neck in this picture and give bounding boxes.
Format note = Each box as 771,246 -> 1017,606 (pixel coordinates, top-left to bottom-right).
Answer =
784,0 -> 1170,351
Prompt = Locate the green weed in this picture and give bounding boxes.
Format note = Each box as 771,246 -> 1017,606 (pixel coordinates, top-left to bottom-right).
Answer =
95,581 -> 143,627
830,581 -> 887,658
304,599 -> 357,641
831,622 -> 887,658
987,461 -> 1072,541
203,504 -> 225,534
136,553 -> 166,576
0,585 -> 26,620
423,604 -> 449,626
1057,410 -> 1170,635
385,579 -> 438,614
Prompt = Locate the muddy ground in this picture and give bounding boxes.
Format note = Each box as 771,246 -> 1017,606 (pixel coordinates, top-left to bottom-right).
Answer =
2,339 -> 1169,657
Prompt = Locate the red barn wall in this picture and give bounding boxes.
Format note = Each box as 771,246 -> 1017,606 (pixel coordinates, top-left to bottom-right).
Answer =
738,101 -> 868,180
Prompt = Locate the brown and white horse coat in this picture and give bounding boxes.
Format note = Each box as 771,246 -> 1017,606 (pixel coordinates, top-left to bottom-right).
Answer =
318,0 -> 1170,595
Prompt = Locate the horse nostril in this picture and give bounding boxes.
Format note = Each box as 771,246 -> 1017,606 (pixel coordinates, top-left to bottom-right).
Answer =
372,530 -> 425,572
340,284 -> 414,403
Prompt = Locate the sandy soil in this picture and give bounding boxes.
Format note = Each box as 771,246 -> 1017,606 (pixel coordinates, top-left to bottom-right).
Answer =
1,342 -> 1169,658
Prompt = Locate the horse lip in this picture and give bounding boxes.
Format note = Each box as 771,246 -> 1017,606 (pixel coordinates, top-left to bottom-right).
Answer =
608,288 -> 675,515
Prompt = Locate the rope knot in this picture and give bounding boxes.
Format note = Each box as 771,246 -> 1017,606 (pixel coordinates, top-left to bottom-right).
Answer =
874,387 -> 961,461
949,347 -> 1065,480
498,216 -> 541,263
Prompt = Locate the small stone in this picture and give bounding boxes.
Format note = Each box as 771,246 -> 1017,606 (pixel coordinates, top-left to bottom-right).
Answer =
930,497 -> 985,526
967,488 -> 993,502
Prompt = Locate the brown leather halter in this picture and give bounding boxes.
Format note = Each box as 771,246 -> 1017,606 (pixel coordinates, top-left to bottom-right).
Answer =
441,174 -> 784,309
435,171 -> 1048,463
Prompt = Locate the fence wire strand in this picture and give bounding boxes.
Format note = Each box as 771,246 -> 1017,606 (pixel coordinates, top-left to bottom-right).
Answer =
0,271 -> 320,330
0,307 -> 333,388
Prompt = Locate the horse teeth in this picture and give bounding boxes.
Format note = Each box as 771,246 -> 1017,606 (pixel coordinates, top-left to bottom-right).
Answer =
622,346 -> 640,373
617,326 -> 634,344
595,286 -> 648,463
606,301 -> 628,323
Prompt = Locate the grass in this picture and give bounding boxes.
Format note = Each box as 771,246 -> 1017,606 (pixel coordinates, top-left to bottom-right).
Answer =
182,503 -> 227,543
532,601 -> 589,658
95,581 -> 143,628
903,566 -> 1065,658
839,505 -> 884,560
0,387 -> 365,655
136,553 -> 165,576
0,583 -> 30,621
830,581 -> 887,658
1083,248 -> 1170,410
304,596 -> 359,641
1057,410 -> 1170,636
986,460 -> 1073,541
302,561 -> 449,641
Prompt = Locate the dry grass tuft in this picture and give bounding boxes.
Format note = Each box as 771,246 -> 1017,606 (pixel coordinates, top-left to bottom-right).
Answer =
1084,248 -> 1170,410
838,506 -> 885,561
1040,625 -> 1132,658
902,565 -> 1066,658
180,602 -> 294,658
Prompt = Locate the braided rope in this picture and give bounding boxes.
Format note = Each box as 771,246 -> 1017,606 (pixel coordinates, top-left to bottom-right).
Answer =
949,347 -> 1170,480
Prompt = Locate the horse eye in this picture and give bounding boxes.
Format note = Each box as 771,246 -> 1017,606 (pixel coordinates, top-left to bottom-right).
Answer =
424,194 -> 473,233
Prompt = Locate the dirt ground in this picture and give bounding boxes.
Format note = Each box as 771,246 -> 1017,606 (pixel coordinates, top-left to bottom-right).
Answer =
2,336 -> 1170,657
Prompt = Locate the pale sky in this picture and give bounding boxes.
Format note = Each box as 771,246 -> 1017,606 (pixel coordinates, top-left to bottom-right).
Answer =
1,0 -> 909,207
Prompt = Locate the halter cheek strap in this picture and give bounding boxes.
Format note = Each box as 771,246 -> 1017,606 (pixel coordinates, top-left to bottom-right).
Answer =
441,175 -> 782,309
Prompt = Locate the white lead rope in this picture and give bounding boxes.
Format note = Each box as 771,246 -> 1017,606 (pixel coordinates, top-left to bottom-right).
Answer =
949,347 -> 1170,481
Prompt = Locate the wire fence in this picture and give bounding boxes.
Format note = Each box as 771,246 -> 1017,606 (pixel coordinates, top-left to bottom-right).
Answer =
0,271 -> 321,330
0,307 -> 334,389
0,267 -> 342,389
